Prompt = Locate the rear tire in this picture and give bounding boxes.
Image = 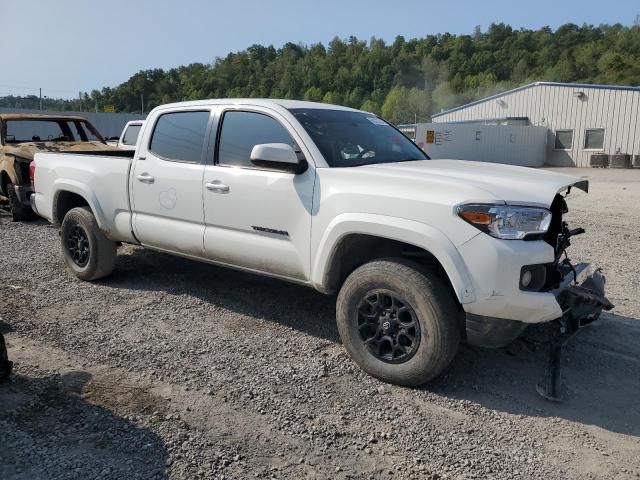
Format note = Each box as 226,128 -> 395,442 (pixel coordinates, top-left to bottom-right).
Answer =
336,258 -> 461,387
6,182 -> 35,222
61,207 -> 116,281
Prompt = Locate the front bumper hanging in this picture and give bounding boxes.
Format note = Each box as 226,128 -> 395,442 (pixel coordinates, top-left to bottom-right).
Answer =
536,264 -> 614,401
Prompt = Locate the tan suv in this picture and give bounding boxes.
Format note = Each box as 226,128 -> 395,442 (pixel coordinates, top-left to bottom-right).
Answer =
0,113 -> 116,220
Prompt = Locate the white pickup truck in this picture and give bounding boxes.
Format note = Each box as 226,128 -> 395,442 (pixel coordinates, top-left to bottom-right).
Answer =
117,120 -> 144,151
31,99 -> 612,393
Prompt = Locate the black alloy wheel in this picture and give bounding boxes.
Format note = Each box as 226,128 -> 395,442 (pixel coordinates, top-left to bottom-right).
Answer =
66,224 -> 90,267
60,207 -> 117,281
356,290 -> 421,364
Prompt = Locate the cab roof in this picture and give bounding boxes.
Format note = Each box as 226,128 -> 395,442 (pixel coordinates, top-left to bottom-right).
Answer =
152,98 -> 362,113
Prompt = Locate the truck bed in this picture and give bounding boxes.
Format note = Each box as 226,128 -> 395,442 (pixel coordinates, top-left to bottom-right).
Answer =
33,151 -> 135,243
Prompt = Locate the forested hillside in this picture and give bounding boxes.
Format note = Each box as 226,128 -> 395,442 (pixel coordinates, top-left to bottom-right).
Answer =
3,22 -> 639,123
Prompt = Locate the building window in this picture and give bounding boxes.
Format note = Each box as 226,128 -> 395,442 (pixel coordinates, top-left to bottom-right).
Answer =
584,128 -> 605,150
398,125 -> 416,140
554,130 -> 573,150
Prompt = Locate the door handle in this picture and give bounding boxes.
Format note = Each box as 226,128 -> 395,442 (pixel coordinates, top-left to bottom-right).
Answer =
136,173 -> 155,184
205,181 -> 230,193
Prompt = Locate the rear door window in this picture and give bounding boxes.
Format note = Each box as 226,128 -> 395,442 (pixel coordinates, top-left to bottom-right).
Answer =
149,111 -> 210,163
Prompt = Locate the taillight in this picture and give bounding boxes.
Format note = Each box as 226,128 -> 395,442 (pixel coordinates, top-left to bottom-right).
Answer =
29,161 -> 36,187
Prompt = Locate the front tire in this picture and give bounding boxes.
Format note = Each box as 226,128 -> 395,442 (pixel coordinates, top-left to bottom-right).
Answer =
336,258 -> 461,387
6,182 -> 35,222
61,207 -> 116,281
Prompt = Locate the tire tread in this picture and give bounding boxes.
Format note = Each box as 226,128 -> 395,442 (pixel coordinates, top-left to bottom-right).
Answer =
61,207 -> 116,281
336,257 -> 460,386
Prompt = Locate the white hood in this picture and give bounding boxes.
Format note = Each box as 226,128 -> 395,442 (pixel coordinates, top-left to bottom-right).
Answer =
360,160 -> 588,207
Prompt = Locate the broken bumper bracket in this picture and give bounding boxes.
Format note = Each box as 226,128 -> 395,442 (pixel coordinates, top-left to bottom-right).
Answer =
536,265 -> 614,402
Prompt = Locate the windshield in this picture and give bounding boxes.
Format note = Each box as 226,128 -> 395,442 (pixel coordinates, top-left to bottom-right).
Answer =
3,119 -> 103,144
289,108 -> 428,167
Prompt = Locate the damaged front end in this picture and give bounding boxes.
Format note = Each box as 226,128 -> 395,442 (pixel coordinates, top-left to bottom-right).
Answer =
536,191 -> 614,401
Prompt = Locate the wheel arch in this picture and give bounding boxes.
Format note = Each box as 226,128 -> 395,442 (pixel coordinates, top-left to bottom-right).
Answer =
312,214 -> 475,305
52,181 -> 105,229
0,170 -> 11,196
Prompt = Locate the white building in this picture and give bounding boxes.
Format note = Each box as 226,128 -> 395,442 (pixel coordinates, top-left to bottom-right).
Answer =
431,82 -> 640,167
413,123 -> 547,167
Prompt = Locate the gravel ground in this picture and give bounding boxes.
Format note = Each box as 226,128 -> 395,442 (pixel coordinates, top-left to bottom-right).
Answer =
1,168 -> 639,480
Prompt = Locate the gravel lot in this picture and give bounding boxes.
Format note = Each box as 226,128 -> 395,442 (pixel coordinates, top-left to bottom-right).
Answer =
1,168 -> 639,480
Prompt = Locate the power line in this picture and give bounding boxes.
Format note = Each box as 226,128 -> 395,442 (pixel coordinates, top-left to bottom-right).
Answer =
0,84 -> 83,95
0,86 -> 90,101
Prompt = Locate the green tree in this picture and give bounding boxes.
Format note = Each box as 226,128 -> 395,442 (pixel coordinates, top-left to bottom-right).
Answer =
381,86 -> 410,123
304,86 -> 323,102
360,99 -> 380,115
5,22 -> 639,121
322,91 -> 340,104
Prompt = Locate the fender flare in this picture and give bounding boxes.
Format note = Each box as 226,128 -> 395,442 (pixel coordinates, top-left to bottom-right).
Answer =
312,213 -> 475,304
52,179 -> 106,229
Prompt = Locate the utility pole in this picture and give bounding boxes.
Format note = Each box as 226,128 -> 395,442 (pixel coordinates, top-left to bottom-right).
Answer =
39,88 -> 42,110
141,93 -> 144,115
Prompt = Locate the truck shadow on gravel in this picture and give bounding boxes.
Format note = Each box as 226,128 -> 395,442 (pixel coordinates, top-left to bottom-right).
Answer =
429,312 -> 640,438
0,369 -> 169,480
108,247 -> 341,342
109,248 -> 639,438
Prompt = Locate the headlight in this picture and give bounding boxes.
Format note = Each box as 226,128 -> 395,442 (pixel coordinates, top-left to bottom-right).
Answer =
458,204 -> 552,240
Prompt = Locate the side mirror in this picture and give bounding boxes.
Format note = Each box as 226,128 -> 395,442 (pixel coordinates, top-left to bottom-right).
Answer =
250,143 -> 307,174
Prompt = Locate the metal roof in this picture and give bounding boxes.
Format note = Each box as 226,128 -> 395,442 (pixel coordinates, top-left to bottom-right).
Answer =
431,82 -> 640,119
434,116 -> 530,124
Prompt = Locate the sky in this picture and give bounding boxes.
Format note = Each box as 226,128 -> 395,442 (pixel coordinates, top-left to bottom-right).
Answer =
1,0 -> 638,99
